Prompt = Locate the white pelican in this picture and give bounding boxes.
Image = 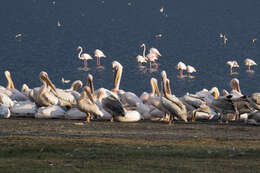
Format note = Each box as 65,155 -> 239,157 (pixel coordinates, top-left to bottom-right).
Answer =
226,61 -> 239,75
4,71 -> 28,101
176,61 -> 187,78
77,46 -> 93,69
77,86 -> 103,123
160,71 -> 188,124
246,111 -> 260,125
229,78 -> 242,97
244,58 -> 257,72
35,105 -> 65,119
94,49 -> 106,66
0,93 -> 14,108
10,100 -> 37,118
186,65 -> 197,78
35,71 -> 59,107
65,107 -> 86,120
100,90 -> 141,122
112,61 -> 124,93
111,61 -> 150,119
0,104 -> 10,118
140,78 -> 160,104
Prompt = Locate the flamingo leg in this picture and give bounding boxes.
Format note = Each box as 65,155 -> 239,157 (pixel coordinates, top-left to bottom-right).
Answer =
180,69 -> 183,78
230,66 -> 232,75
84,60 -> 88,69
149,62 -> 152,69
97,57 -> 100,66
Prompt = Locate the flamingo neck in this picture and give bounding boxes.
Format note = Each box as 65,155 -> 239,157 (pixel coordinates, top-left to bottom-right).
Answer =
142,44 -> 146,58
78,47 -> 83,58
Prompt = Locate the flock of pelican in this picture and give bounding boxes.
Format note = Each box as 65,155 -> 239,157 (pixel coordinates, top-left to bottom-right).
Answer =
0,60 -> 260,125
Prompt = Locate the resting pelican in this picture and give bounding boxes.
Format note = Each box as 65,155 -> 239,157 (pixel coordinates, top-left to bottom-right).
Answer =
176,61 -> 186,78
100,90 -> 141,122
140,78 -> 160,104
10,100 -> 37,118
226,61 -> 239,75
180,93 -> 211,122
77,46 -> 93,69
35,105 -> 65,119
186,65 -> 197,78
247,111 -> 260,125
0,104 -> 10,118
244,58 -> 257,72
160,71 -> 188,124
35,71 -> 59,107
229,78 -> 242,97
94,49 -> 106,66
4,71 -> 28,101
112,61 -> 124,93
111,61 -> 150,119
77,86 -> 103,123
0,93 -> 14,108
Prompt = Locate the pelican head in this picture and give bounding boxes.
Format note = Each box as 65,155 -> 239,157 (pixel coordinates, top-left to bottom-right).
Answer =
151,78 -> 160,97
21,84 -> 30,92
39,71 -> 57,93
209,87 -> 220,99
87,74 -> 95,95
161,70 -> 167,81
112,61 -> 123,91
230,78 -> 241,94
4,70 -> 15,89
97,88 -> 106,101
71,80 -> 83,91
84,86 -> 95,104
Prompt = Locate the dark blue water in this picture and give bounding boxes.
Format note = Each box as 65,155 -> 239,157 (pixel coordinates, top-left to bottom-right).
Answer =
1,0 -> 260,96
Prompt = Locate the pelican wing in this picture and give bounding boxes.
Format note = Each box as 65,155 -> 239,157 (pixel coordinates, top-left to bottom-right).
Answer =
101,94 -> 125,117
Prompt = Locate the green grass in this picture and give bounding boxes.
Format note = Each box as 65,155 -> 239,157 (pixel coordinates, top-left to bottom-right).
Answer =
0,136 -> 260,173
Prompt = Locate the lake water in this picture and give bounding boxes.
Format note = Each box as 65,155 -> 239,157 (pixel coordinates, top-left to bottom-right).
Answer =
0,0 -> 260,97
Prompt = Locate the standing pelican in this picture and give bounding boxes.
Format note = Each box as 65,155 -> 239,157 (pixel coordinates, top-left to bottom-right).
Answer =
77,86 -> 103,123
244,58 -> 257,72
35,71 -> 59,107
176,61 -> 187,78
77,46 -> 93,70
160,71 -> 188,124
226,61 -> 239,75
94,49 -> 106,66
186,65 -> 197,78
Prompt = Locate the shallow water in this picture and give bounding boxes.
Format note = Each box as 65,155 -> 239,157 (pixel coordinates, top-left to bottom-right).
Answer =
0,0 -> 260,96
